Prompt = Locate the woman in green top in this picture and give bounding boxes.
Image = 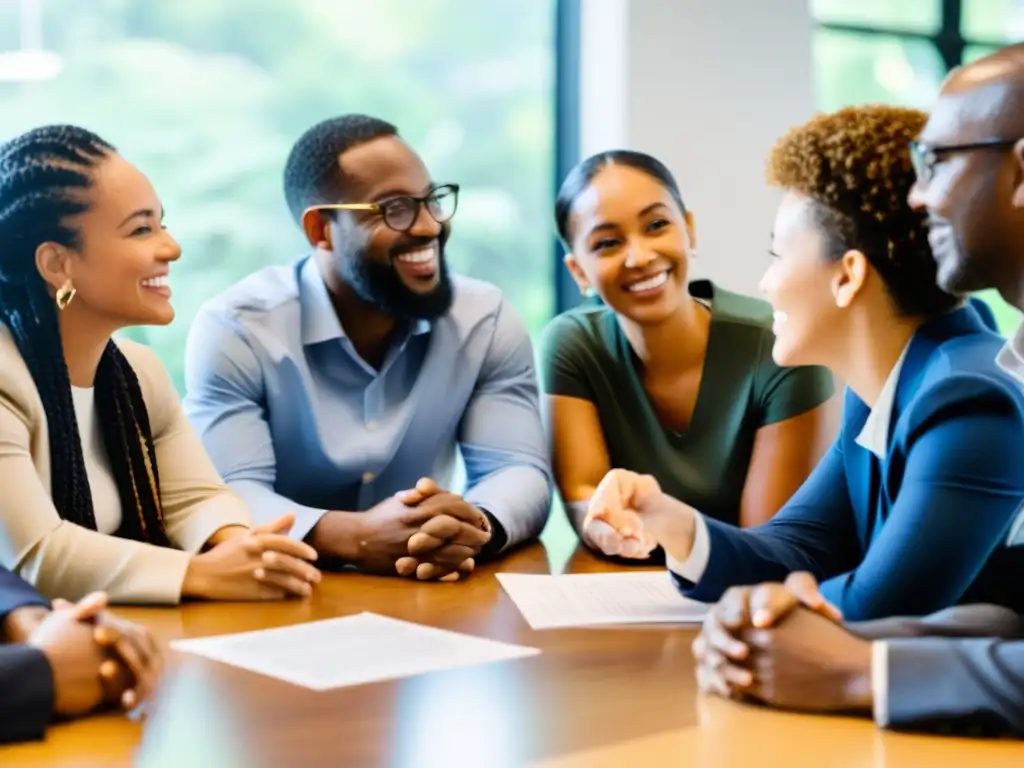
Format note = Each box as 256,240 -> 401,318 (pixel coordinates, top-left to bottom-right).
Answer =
540,150 -> 836,559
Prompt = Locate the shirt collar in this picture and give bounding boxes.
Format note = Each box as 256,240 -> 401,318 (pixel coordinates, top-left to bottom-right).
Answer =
299,254 -> 431,347
855,342 -> 912,459
997,319 -> 1024,386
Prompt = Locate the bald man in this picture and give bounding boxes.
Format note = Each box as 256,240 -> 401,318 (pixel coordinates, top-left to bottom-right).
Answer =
691,45 -> 1024,738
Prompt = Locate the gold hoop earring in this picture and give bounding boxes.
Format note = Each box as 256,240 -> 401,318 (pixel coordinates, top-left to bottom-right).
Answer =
55,282 -> 76,311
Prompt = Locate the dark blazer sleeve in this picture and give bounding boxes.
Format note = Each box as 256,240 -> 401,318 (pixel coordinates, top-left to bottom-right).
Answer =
848,604 -> 1024,641
674,376 -> 1024,620
0,564 -> 49,623
0,565 -> 53,743
884,636 -> 1024,736
0,644 -> 54,743
671,438 -> 862,600
967,297 -> 1000,333
817,377 -> 1024,619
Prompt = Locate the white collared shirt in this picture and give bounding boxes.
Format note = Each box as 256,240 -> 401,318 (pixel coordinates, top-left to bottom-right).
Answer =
854,345 -> 911,458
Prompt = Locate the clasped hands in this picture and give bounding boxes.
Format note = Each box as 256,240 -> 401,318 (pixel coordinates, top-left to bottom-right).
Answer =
380,478 -> 492,582
8,592 -> 163,719
691,572 -> 874,713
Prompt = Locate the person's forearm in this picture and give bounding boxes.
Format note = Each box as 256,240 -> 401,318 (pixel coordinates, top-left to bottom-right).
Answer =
643,494 -> 698,562
1,606 -> 50,644
847,604 -> 1024,641
305,511 -> 365,562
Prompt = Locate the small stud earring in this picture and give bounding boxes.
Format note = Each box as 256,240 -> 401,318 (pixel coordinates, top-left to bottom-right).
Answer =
55,282 -> 76,311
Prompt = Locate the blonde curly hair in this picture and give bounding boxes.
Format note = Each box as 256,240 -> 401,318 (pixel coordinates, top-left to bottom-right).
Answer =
766,104 -> 957,316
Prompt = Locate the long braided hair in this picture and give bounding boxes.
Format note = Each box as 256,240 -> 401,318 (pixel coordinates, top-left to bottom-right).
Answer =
0,125 -> 171,546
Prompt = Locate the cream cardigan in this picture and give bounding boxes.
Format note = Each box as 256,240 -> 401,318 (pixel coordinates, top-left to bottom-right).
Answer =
0,326 -> 252,604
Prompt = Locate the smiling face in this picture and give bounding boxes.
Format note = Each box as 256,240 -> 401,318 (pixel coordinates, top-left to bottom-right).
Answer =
36,152 -> 181,329
760,191 -> 854,367
564,163 -> 694,325
305,135 -> 454,320
908,75 -> 1024,300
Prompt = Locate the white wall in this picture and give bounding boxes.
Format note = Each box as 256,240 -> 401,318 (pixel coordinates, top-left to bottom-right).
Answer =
578,0 -> 816,296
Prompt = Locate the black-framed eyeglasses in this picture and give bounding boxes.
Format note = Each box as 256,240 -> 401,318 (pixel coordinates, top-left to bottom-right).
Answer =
909,138 -> 1018,185
304,183 -> 459,232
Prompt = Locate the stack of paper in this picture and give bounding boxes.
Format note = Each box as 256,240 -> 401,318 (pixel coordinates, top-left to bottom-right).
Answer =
170,612 -> 540,690
496,571 -> 709,629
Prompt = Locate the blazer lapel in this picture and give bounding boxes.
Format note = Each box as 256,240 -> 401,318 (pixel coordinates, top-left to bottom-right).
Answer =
889,306 -> 985,443
841,393 -> 877,547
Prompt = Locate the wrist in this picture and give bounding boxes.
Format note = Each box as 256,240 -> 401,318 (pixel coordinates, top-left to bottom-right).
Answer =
643,495 -> 696,561
306,511 -> 365,562
476,508 -> 508,560
181,555 -> 212,600
3,605 -> 50,643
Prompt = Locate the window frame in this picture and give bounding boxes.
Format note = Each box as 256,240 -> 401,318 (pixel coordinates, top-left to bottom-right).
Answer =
814,0 -> 1004,71
554,0 -> 582,314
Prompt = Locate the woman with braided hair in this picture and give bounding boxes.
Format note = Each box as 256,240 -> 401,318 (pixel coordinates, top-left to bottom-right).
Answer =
0,125 -> 321,604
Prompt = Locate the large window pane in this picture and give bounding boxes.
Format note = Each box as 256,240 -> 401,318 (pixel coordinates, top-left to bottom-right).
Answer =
0,0 -> 556,392
811,0 -> 940,34
813,30 -> 946,111
963,0 -> 1024,43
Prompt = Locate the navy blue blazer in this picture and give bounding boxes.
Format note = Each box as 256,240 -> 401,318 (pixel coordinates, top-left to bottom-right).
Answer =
0,565 -> 53,743
675,304 -> 1024,620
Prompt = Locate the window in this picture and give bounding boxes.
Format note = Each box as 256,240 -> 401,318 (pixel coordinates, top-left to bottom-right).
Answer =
0,0 -> 557,392
811,0 -> 1023,335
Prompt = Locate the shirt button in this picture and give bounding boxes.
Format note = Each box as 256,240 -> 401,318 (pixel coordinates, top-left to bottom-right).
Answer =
366,421 -> 378,430
362,471 -> 375,483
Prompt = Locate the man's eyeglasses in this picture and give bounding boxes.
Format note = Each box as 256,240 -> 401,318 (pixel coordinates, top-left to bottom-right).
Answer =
304,183 -> 459,232
909,138 -> 1018,185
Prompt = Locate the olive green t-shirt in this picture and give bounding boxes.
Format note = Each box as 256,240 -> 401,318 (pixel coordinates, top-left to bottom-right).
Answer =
539,280 -> 835,526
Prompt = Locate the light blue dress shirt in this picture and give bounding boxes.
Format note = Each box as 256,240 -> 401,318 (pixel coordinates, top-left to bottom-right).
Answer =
182,254 -> 552,550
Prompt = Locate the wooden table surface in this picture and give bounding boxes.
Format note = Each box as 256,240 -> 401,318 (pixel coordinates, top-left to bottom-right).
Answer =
2,539 -> 1020,768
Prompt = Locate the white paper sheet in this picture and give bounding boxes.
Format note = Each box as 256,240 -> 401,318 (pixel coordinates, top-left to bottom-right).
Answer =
496,571 -> 709,629
170,612 -> 540,690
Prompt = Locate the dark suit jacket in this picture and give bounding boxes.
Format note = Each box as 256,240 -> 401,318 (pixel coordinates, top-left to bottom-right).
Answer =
884,634 -> 1024,736
967,296 -> 1000,333
0,564 -> 53,743
674,304 -> 1024,620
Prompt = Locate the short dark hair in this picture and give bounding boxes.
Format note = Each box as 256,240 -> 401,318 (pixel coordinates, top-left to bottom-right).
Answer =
554,149 -> 687,244
0,125 -> 172,546
282,114 -> 398,223
767,104 -> 958,317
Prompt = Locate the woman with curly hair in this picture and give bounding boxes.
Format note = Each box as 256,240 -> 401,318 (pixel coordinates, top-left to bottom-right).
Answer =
586,105 -> 1024,620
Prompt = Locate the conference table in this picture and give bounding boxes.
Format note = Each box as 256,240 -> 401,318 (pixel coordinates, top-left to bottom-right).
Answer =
3,537 -> 1021,768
